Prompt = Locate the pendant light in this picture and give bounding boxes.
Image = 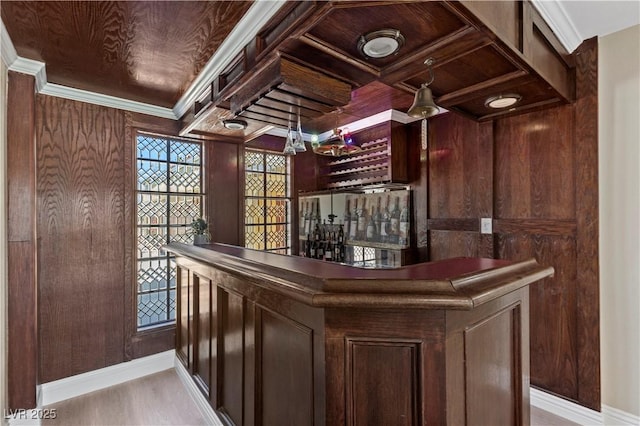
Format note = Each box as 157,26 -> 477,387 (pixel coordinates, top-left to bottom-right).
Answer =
292,112 -> 306,152
282,119 -> 297,156
313,109 -> 361,157
407,58 -> 440,119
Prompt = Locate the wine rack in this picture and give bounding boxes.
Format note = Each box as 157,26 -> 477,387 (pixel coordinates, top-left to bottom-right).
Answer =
318,122 -> 409,190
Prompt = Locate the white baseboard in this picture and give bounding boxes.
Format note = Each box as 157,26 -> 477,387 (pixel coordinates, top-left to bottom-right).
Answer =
603,405 -> 640,425
38,350 -> 175,406
531,387 -> 640,426
173,357 -> 223,426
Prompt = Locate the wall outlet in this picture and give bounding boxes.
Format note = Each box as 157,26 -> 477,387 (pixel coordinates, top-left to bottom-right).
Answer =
480,218 -> 493,234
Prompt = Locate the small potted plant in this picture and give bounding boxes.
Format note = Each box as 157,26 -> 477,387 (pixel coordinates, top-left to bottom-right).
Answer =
190,218 -> 211,245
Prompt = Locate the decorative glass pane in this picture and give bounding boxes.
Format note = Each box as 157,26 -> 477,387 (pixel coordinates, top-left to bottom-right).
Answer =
245,199 -> 265,225
170,140 -> 201,164
138,227 -> 166,258
138,291 -> 169,326
137,135 -> 167,161
137,194 -> 167,225
138,258 -> 168,293
169,226 -> 193,244
266,199 -> 287,224
137,160 -> 167,192
266,153 -> 286,173
245,172 -> 264,197
245,151 -> 264,172
266,224 -> 287,250
266,173 -> 286,197
245,225 -> 265,250
169,195 -> 201,225
170,164 -> 201,193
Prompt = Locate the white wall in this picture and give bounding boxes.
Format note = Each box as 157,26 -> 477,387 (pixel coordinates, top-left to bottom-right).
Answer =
1,56 -> 9,423
599,24 -> 640,417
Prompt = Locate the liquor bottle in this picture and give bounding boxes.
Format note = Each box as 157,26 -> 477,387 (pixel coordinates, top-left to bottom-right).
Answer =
380,194 -> 391,243
316,239 -> 324,259
314,221 -> 321,241
305,234 -> 312,257
299,201 -> 305,235
374,197 -> 382,241
390,196 -> 401,244
349,199 -> 358,240
309,236 -> 316,259
343,199 -> 351,240
303,201 -> 311,235
399,200 -> 409,246
357,198 -> 367,240
337,224 -> 344,244
366,206 -> 376,241
325,240 -> 333,261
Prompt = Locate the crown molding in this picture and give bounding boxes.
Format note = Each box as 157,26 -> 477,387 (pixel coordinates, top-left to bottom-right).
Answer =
531,0 -> 582,53
40,83 -> 176,119
172,0 -> 287,120
1,19 -> 18,67
315,109 -> 427,141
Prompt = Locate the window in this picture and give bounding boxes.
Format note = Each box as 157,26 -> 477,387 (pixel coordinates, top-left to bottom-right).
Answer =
136,133 -> 204,328
244,150 -> 291,254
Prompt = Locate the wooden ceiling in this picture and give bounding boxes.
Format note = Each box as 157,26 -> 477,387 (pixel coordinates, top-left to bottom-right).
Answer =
1,1 -> 252,107
2,1 -> 575,139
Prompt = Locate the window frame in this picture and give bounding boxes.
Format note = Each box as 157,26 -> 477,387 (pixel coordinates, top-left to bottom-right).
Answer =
135,131 -> 205,330
244,148 -> 292,254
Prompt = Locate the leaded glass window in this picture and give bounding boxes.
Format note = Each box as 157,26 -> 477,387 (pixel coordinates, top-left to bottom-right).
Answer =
136,133 -> 204,328
244,150 -> 291,254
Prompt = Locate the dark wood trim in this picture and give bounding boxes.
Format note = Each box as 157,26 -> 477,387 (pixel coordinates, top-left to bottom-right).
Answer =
573,37 -> 600,411
7,71 -> 37,409
493,219 -> 577,237
427,218 -> 480,232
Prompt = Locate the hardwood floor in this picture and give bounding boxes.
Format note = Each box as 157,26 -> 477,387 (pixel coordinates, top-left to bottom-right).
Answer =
42,369 -> 207,426
42,368 -> 578,425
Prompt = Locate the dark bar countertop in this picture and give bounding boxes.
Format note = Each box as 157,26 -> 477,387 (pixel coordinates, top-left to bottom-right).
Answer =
165,242 -> 554,310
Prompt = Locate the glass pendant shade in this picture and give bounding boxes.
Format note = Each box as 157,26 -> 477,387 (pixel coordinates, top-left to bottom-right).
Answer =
407,84 -> 439,119
282,125 -> 297,156
292,115 -> 306,152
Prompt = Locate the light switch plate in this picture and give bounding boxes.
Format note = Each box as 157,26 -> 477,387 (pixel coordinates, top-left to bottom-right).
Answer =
480,218 -> 492,234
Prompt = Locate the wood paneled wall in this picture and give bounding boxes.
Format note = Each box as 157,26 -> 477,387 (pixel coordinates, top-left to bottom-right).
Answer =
36,95 -> 126,383
206,141 -> 243,246
7,72 -> 38,409
426,39 -> 599,409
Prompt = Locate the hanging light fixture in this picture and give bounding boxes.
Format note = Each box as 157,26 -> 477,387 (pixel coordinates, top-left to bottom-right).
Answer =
282,118 -> 297,156
313,109 -> 362,157
292,111 -> 306,152
407,58 -> 440,119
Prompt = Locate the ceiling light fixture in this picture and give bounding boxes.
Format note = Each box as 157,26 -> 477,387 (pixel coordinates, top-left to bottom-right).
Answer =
222,118 -> 248,130
313,109 -> 362,157
485,93 -> 522,109
407,58 -> 440,119
358,29 -> 405,59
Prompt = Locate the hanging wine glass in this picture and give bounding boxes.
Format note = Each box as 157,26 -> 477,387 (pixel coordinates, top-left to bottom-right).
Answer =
282,120 -> 297,156
292,112 -> 306,152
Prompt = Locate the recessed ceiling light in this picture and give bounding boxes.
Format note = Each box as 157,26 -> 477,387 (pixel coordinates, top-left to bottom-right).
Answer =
222,119 -> 248,130
358,29 -> 405,59
485,94 -> 522,109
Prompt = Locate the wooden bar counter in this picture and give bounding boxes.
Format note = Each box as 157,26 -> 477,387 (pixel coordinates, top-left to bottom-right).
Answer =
166,242 -> 553,426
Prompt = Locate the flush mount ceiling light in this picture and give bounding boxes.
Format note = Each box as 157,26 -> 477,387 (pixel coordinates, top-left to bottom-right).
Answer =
358,29 -> 405,59
407,58 -> 440,119
485,94 -> 522,109
222,118 -> 248,130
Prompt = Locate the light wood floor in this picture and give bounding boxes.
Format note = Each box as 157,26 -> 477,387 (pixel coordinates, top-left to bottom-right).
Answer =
43,368 -> 579,426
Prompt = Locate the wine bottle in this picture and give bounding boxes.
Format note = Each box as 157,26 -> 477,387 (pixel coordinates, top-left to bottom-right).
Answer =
325,240 -> 333,261
309,236 -> 316,258
316,239 -> 324,259
381,194 -> 391,243
357,197 -> 367,240
303,201 -> 311,235
343,199 -> 351,240
374,197 -> 382,241
390,196 -> 400,244
366,206 -> 376,241
349,198 -> 358,240
337,224 -> 344,244
399,199 -> 409,246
